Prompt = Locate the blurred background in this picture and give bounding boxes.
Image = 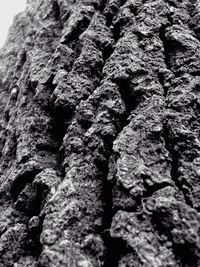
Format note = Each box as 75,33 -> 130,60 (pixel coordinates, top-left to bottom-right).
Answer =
0,0 -> 27,48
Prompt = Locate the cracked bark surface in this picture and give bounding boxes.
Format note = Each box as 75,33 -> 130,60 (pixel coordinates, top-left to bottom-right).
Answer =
0,0 -> 200,266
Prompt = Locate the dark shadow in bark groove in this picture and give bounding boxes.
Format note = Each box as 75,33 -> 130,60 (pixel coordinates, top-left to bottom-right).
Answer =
112,77 -> 137,114
52,0 -> 60,21
24,214 -> 45,259
102,43 -> 114,62
159,25 -> 172,71
103,235 -> 128,267
143,182 -> 173,198
10,169 -> 41,201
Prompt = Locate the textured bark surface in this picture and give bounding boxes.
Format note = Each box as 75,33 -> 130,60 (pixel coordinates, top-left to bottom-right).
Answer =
0,0 -> 200,266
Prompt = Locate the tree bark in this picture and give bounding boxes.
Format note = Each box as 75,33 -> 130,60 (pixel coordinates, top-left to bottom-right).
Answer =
0,0 -> 200,266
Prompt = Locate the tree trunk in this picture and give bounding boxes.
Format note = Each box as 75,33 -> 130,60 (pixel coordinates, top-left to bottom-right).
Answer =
0,0 -> 200,266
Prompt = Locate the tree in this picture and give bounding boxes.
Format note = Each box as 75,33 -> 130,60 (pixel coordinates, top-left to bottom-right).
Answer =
0,0 -> 200,266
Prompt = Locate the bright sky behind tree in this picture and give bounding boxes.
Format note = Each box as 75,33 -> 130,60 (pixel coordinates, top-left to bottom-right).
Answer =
0,0 -> 27,48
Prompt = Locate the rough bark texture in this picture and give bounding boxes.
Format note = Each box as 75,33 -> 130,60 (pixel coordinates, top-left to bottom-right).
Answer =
0,0 -> 200,266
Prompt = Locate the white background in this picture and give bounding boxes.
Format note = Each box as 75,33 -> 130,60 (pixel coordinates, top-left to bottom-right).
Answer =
0,0 -> 27,48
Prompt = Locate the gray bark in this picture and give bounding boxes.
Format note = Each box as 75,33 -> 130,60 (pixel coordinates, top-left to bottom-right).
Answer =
0,0 -> 200,266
